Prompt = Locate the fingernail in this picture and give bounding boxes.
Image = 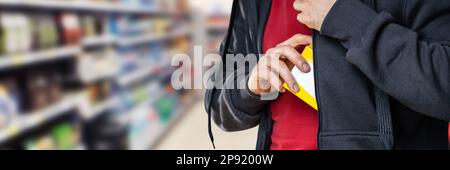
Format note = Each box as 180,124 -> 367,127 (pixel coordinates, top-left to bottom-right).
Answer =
302,63 -> 310,72
291,83 -> 299,92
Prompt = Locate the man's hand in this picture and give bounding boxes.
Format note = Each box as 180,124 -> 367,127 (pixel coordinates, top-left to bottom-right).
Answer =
293,0 -> 337,31
248,34 -> 312,95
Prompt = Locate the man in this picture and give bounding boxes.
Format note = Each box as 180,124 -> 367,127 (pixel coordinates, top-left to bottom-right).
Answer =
205,0 -> 450,150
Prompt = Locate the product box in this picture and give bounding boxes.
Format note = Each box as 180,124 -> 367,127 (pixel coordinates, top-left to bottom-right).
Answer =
283,45 -> 317,110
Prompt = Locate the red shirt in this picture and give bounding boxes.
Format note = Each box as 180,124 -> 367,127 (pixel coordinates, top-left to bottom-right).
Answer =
263,0 -> 318,150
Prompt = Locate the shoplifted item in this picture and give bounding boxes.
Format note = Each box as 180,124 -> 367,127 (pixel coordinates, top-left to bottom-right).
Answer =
283,45 -> 317,110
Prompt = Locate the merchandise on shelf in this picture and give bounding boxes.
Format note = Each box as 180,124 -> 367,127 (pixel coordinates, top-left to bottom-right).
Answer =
51,122 -> 80,150
31,14 -> 59,50
0,0 -> 172,12
47,71 -> 64,103
23,69 -> 63,112
25,121 -> 80,150
0,79 -> 20,128
24,134 -> 55,150
83,113 -> 128,150
114,79 -> 162,114
87,81 -> 113,105
0,0 -> 194,150
118,46 -> 140,73
81,15 -> 107,39
171,36 -> 190,54
116,42 -> 168,77
58,13 -> 82,45
0,12 -> 33,54
147,42 -> 164,65
77,46 -> 120,83
156,94 -> 177,123
128,103 -> 160,150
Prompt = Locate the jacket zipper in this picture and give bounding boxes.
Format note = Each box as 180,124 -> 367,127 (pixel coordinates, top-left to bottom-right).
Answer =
312,31 -> 323,150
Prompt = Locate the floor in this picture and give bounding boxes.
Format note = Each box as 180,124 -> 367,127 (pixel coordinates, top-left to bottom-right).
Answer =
156,99 -> 258,150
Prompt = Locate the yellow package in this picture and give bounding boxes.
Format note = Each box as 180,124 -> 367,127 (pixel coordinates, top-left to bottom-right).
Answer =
283,45 -> 318,110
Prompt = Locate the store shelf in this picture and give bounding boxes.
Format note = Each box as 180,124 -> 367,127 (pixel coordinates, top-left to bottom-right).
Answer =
81,96 -> 120,120
207,24 -> 228,31
128,93 -> 164,118
117,65 -> 163,87
82,36 -> 117,47
0,96 -> 78,144
0,0 -> 196,150
0,46 -> 82,71
125,91 -> 200,150
80,70 -> 119,84
0,0 -> 168,15
147,93 -> 200,149
82,25 -> 193,47
78,61 -> 120,84
117,25 -> 192,46
121,90 -> 163,122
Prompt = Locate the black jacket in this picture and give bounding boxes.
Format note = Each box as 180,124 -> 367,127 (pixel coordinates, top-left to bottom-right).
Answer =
205,0 -> 450,150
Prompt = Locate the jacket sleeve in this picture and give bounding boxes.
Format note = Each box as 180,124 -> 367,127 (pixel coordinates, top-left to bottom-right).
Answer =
320,0 -> 450,121
205,72 -> 270,132
204,0 -> 271,132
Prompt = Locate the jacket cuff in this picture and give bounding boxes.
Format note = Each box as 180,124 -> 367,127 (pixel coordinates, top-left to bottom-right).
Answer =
225,76 -> 271,115
320,0 -> 378,46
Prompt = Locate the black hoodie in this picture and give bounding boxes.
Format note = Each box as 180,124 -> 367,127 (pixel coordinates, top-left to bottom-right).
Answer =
205,0 -> 450,150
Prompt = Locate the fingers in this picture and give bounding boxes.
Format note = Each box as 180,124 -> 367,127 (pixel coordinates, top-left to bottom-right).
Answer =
296,13 -> 315,29
266,57 -> 299,92
293,0 -> 304,12
274,34 -> 312,73
277,34 -> 312,47
293,0 -> 301,11
250,33 -> 313,94
258,61 -> 286,93
257,58 -> 285,93
265,69 -> 285,93
267,46 -> 311,73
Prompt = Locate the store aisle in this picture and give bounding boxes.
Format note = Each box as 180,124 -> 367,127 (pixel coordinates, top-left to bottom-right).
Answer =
156,99 -> 258,150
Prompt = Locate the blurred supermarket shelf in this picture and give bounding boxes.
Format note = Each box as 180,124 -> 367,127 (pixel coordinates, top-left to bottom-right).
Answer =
0,87 -> 166,145
0,0 -> 231,150
78,57 -> 120,84
125,92 -> 165,121
117,65 -> 163,87
126,91 -> 200,150
79,69 -> 119,84
0,46 -> 82,71
0,94 -> 78,144
80,96 -> 120,121
82,36 -> 117,47
122,89 -> 165,149
156,97 -> 258,150
207,24 -> 228,32
0,0 -> 176,15
117,25 -> 193,46
146,96 -> 198,149
0,24 -> 192,73
0,21 -> 194,145
83,24 -> 193,47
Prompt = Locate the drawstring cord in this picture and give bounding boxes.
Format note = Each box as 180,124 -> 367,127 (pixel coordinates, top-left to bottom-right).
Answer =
207,88 -> 216,149
208,110 -> 216,149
